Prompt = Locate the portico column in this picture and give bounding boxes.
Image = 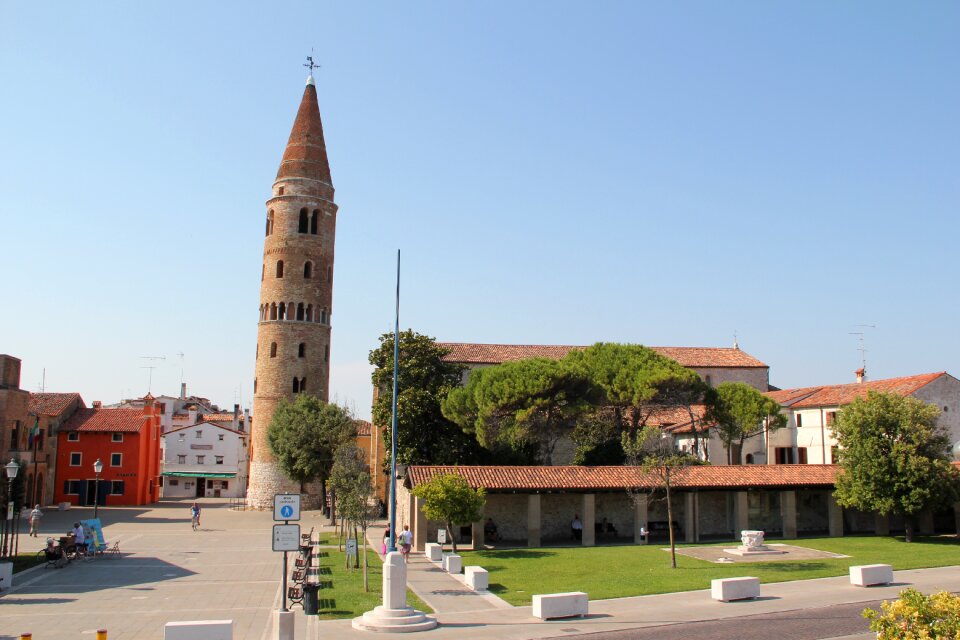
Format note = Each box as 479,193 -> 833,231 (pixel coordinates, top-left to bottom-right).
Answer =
633,494 -> 648,544
734,491 -> 749,538
781,491 -> 797,539
827,493 -> 844,537
684,492 -> 698,543
582,494 -> 596,546
527,494 -> 541,548
413,495 -> 428,552
875,513 -> 890,536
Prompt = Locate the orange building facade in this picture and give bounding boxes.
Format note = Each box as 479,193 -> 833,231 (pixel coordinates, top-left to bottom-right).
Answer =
54,396 -> 162,506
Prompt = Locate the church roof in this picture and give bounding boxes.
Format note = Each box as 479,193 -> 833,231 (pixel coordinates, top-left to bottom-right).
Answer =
438,343 -> 767,369
276,79 -> 332,186
765,372 -> 947,409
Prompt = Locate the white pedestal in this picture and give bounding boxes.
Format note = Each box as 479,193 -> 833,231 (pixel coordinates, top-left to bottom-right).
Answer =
532,592 -> 588,619
850,564 -> 893,587
0,561 -> 12,591
352,552 -> 437,633
443,554 -> 462,574
425,542 -> 442,562
274,610 -> 294,640
711,577 -> 760,602
163,620 -> 233,640
465,566 -> 488,590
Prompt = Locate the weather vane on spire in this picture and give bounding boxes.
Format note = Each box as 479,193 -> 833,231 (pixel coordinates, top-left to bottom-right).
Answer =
304,54 -> 320,74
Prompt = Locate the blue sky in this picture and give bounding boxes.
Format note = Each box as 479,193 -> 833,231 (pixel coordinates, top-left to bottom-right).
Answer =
2,2 -> 958,420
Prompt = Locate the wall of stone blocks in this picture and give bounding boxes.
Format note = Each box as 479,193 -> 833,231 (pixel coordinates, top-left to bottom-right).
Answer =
484,494 -> 529,542
797,490 -> 830,534
699,492 -> 734,537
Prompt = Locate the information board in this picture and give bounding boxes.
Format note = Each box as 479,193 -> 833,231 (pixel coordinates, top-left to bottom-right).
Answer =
273,493 -> 301,522
273,524 -> 301,551
437,528 -> 447,544
345,538 -> 358,557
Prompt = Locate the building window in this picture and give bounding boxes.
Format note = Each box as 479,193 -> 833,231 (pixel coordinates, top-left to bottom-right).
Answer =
196,430 -> 202,438
276,260 -> 284,278
218,434 -> 224,441
111,481 -> 125,495
327,265 -> 332,282
292,377 -> 300,393
299,208 -> 309,233
68,432 -> 79,442
112,433 -> 123,442
304,261 -> 312,278
178,455 -> 186,464
298,343 -> 306,358
796,414 -> 803,428
111,453 -> 122,467
66,480 -> 81,495
825,411 -> 837,427
797,447 -> 808,464
70,452 -> 81,466
10,422 -> 19,450
254,378 -> 257,393
196,455 -> 205,464
215,456 -> 224,465
168,479 -> 179,486
222,481 -> 229,490
745,453 -> 754,464
278,186 -> 284,196
310,210 -> 319,234
297,303 -> 305,321
270,342 -> 277,358
774,447 -> 794,464
300,377 -> 306,392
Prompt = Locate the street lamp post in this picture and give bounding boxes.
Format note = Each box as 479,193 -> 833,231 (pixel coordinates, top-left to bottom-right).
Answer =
93,459 -> 103,520
4,458 -> 20,558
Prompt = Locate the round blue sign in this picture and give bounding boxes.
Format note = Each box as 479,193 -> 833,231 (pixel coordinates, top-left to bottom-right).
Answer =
280,505 -> 293,518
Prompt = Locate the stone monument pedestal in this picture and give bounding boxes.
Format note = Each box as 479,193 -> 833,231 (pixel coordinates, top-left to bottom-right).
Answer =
724,529 -> 786,557
352,552 -> 437,633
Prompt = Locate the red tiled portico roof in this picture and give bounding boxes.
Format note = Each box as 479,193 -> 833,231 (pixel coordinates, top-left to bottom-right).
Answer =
61,408 -> 147,433
766,372 -> 947,409
29,392 -> 82,416
354,419 -> 372,436
438,343 -> 767,369
406,464 -> 839,492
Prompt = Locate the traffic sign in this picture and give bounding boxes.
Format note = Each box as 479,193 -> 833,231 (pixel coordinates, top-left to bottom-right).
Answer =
273,493 -> 301,521
273,524 -> 300,551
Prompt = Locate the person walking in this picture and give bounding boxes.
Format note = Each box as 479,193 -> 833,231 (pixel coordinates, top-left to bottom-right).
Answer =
382,527 -> 391,556
190,503 -> 201,531
398,524 -> 413,563
29,504 -> 43,537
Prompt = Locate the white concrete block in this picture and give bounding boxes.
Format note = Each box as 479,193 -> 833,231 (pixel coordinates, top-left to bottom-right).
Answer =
273,610 -> 294,640
425,542 -> 443,562
164,620 -> 233,640
711,577 -> 760,602
0,561 -> 12,591
465,566 -> 488,590
850,564 -> 893,587
532,592 -> 588,620
442,553 -> 462,574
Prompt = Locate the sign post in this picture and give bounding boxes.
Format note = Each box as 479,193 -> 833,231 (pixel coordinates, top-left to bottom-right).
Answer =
273,494 -> 301,612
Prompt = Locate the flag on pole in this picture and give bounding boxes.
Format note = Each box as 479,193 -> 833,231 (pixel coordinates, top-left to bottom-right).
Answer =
28,417 -> 40,448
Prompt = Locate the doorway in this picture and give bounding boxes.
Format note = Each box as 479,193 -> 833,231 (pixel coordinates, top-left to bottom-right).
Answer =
85,480 -> 106,506
196,479 -> 205,498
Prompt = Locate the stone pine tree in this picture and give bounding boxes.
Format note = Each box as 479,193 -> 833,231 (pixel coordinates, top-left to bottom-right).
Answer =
832,391 -> 960,542
411,471 -> 485,554
370,330 -> 485,466
623,426 -> 697,569
329,444 -> 376,590
267,395 -> 356,519
711,382 -> 787,464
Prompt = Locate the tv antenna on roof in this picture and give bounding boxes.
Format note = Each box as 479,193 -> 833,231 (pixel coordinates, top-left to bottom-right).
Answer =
140,356 -> 166,394
848,325 -> 876,372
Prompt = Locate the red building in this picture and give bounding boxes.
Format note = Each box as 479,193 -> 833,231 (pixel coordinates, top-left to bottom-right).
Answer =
54,395 -> 162,506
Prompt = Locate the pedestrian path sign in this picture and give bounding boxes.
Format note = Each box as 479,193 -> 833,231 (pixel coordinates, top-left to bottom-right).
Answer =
273,493 -> 301,521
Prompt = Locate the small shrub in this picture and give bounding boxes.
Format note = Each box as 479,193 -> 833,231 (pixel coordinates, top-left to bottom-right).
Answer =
864,588 -> 960,639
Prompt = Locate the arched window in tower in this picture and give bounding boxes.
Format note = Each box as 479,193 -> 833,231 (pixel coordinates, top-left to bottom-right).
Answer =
266,210 -> 274,236
298,343 -> 306,358
306,304 -> 313,322
324,344 -> 329,362
303,261 -> 312,279
292,377 -> 300,393
298,208 -> 309,233
261,264 -> 265,281
310,210 -> 319,235
296,303 -> 305,321
327,265 -> 332,282
278,302 -> 286,320
270,303 -> 277,320
256,344 -> 259,359
270,343 -> 277,358
276,260 -> 284,278
277,186 -> 284,196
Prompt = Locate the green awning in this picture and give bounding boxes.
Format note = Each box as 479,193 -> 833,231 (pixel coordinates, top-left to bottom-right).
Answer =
162,471 -> 236,478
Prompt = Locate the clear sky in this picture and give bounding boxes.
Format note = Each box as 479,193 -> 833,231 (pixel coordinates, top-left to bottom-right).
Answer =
2,2 -> 958,420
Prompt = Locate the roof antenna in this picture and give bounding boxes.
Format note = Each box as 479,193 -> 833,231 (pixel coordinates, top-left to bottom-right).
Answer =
848,325 -> 876,377
140,355 -> 166,394
733,330 -> 739,350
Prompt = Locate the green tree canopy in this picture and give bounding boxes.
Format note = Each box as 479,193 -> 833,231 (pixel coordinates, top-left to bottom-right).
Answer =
442,358 -> 593,464
267,395 -> 356,492
329,444 -> 376,589
710,382 -> 787,464
833,391 -> 960,542
370,330 -> 486,466
411,471 -> 485,553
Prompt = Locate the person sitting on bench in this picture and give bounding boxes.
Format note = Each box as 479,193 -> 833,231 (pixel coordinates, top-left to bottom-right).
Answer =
484,518 -> 501,541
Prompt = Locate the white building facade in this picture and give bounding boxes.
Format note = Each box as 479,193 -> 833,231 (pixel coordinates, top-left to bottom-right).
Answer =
161,421 -> 249,498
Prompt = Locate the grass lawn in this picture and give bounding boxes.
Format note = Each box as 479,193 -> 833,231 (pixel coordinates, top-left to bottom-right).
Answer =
464,536 -> 960,606
314,548 -> 431,619
10,550 -> 47,574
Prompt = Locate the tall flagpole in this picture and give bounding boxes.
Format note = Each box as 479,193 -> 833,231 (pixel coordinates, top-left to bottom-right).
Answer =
388,250 -> 400,552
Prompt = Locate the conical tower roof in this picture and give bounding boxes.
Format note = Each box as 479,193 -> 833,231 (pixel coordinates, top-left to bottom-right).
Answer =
276,75 -> 332,186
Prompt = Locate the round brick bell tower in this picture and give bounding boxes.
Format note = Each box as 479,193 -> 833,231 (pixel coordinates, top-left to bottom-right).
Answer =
248,72 -> 337,509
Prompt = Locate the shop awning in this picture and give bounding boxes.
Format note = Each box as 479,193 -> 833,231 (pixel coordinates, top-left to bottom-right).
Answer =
161,471 -> 236,478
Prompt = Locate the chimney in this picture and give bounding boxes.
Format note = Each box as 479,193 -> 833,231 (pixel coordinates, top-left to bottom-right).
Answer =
232,404 -> 240,431
180,383 -> 187,400
855,367 -> 866,384
188,404 -> 198,425
92,400 -> 102,409
242,409 -> 250,432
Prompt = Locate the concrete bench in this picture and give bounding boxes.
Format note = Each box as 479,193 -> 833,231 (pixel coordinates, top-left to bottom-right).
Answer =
164,620 -> 233,640
465,566 -> 488,590
425,542 -> 443,562
850,564 -> 893,587
442,553 -> 462,574
532,592 -> 588,620
711,577 -> 760,602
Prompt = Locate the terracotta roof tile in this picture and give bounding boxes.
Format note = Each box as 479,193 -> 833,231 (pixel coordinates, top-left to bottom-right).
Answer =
406,464 -> 838,491
354,419 -> 372,437
29,392 -> 82,416
203,413 -> 244,424
61,408 -> 147,433
438,343 -> 767,369
766,373 -> 946,409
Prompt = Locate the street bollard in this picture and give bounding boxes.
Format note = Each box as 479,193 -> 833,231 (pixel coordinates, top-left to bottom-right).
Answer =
96,630 -> 107,640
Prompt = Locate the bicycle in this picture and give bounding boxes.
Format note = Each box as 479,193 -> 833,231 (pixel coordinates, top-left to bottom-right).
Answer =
191,515 -> 199,531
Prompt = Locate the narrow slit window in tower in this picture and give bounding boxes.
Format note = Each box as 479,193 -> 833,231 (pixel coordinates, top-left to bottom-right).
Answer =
306,304 -> 313,321
276,260 -> 284,278
297,303 -> 305,321
298,343 -> 305,358
298,208 -> 308,233
270,303 -> 277,320
324,344 -> 329,362
292,377 -> 300,393
278,186 -> 284,195
310,210 -> 319,234
270,343 -> 277,358
254,378 -> 257,393
261,264 -> 265,281
303,261 -> 312,278
266,210 -> 274,236
327,265 -> 332,282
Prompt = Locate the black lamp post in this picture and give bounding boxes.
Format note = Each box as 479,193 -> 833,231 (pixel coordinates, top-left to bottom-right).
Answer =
93,458 -> 103,519
5,458 -> 19,558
